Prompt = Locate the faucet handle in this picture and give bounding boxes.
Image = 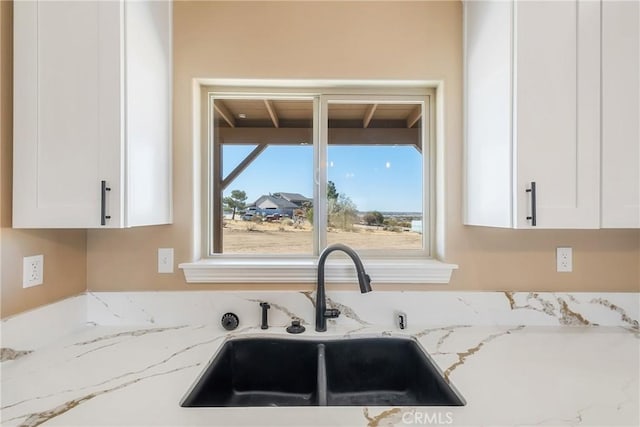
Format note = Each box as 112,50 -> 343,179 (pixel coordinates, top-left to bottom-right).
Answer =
324,308 -> 340,319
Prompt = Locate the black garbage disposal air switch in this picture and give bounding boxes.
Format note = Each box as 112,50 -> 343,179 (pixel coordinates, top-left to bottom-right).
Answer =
221,312 -> 239,330
286,319 -> 306,334
259,302 -> 270,329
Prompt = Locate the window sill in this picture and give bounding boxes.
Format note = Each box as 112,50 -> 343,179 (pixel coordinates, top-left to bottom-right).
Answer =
179,257 -> 457,284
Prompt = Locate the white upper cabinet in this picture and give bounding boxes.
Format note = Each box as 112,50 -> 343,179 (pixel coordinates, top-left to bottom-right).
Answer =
13,0 -> 172,228
601,0 -> 640,228
514,0 -> 601,229
464,0 -> 602,229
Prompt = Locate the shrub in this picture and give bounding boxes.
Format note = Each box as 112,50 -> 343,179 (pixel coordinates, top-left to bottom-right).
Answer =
328,195 -> 358,231
363,211 -> 384,226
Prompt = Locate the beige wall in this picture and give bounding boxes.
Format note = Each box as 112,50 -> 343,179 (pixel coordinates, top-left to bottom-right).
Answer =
1,1 -> 87,318
82,0 -> 632,293
2,1 -> 635,318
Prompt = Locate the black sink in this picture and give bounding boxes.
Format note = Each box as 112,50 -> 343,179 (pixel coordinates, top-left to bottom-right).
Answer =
181,338 -> 319,407
181,336 -> 465,407
324,338 -> 463,406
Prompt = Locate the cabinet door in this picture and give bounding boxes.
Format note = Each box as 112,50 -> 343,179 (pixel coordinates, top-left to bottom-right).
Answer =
123,0 -> 172,227
514,0 -> 600,228
13,1 -> 120,228
463,0 -> 513,227
601,0 -> 640,228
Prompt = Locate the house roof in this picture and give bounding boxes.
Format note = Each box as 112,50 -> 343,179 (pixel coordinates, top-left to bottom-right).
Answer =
272,192 -> 311,203
253,195 -> 299,209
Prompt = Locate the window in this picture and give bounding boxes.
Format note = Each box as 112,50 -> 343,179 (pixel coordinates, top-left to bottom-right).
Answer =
323,98 -> 427,254
181,81 -> 456,285
207,90 -> 430,257
212,97 -> 316,254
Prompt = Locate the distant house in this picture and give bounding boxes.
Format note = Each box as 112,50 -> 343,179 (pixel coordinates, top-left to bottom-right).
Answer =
250,193 -> 311,218
272,192 -> 312,206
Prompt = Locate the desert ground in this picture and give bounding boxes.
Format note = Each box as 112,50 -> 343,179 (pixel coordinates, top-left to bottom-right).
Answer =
222,219 -> 422,253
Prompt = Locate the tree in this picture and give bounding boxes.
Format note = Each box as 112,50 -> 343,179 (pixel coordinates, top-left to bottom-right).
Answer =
327,181 -> 339,201
321,181 -> 358,231
363,211 -> 384,226
329,194 -> 358,231
303,183 -> 335,225
223,190 -> 247,220
300,201 -> 313,224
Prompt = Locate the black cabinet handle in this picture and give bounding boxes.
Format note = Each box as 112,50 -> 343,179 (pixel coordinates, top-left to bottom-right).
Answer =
526,181 -> 537,226
101,180 -> 111,226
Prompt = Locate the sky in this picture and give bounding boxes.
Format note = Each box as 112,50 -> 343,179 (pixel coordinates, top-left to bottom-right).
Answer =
222,144 -> 423,213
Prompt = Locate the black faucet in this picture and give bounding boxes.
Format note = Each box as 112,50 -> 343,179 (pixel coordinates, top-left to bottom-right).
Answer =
315,243 -> 372,332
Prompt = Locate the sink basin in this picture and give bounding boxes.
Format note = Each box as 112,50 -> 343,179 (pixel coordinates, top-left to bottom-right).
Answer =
324,338 -> 463,406
181,336 -> 465,407
181,338 -> 319,406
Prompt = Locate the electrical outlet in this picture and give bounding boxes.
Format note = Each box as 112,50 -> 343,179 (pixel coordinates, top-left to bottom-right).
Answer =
158,248 -> 174,273
23,255 -> 44,288
556,247 -> 572,272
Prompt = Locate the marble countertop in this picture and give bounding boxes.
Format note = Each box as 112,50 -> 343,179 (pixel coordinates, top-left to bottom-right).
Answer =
2,322 -> 638,427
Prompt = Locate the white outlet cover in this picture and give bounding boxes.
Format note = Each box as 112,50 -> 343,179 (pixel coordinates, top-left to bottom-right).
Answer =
23,255 -> 44,288
158,248 -> 174,274
556,247 -> 573,273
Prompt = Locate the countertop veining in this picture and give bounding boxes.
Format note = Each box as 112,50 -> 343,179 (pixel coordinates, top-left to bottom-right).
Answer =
1,291 -> 638,426
2,323 -> 638,427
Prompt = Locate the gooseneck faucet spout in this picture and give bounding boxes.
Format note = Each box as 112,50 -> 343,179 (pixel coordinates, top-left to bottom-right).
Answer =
316,243 -> 372,332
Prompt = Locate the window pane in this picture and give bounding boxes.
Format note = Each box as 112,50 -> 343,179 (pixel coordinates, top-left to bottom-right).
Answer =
326,102 -> 425,251
212,98 -> 314,254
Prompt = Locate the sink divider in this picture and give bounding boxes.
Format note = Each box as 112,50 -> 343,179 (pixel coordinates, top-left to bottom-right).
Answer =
316,343 -> 328,406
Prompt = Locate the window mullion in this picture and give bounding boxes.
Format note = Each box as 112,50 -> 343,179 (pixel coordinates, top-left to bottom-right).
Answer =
316,96 -> 329,254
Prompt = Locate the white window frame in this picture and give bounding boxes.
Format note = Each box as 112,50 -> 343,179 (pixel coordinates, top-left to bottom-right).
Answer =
180,79 -> 457,285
